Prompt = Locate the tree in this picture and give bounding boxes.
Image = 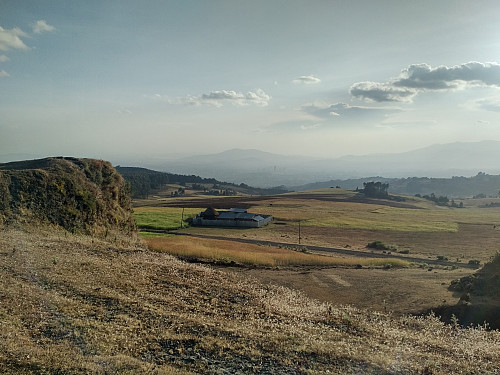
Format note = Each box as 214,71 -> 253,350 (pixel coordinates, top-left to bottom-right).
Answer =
362,181 -> 389,198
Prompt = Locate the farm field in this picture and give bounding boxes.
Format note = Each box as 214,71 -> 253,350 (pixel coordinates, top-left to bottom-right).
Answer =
133,188 -> 500,316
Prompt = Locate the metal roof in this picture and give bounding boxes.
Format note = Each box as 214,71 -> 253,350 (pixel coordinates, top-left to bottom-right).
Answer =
218,212 -> 260,221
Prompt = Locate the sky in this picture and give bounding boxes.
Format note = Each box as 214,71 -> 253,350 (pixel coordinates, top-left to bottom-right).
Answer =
1,0 -> 500,164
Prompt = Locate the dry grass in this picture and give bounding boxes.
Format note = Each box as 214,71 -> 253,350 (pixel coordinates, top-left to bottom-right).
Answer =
1,225 -> 500,373
1,225 -> 500,374
145,236 -> 410,268
253,197 -> 500,232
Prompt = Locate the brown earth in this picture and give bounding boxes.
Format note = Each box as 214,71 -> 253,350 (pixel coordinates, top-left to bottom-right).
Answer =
230,266 -> 472,316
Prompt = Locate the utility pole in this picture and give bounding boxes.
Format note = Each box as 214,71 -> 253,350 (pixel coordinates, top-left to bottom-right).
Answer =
298,220 -> 301,245
181,207 -> 185,228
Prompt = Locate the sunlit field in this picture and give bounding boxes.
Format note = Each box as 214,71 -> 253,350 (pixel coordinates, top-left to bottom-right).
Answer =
133,206 -> 201,231
146,236 -> 410,268
134,189 -> 500,263
252,196 -> 500,232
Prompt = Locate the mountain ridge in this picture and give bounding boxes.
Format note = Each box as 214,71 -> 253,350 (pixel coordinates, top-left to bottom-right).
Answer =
159,140 -> 500,187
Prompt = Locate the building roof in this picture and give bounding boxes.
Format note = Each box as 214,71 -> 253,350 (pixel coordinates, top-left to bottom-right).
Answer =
202,207 -> 219,217
228,208 -> 247,213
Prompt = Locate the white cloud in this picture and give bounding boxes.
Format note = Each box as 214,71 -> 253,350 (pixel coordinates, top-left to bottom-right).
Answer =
476,97 -> 500,112
350,82 -> 417,102
0,54 -> 9,62
33,20 -> 56,34
0,70 -> 10,78
350,62 -> 500,102
301,102 -> 397,119
292,75 -> 321,84
185,89 -> 271,107
0,26 -> 29,51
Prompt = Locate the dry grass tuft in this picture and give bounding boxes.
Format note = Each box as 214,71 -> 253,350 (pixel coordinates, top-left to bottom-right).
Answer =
1,224 -> 500,374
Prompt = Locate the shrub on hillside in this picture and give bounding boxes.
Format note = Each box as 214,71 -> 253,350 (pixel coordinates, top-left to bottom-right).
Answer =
366,241 -> 397,251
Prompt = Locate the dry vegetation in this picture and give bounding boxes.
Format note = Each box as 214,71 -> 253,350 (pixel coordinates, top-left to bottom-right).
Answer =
2,224 -> 500,374
146,236 -> 410,268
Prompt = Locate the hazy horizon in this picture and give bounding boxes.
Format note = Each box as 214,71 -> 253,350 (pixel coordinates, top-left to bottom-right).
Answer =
2,1 -> 500,162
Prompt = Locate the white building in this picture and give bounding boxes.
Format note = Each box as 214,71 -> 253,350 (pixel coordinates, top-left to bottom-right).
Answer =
192,207 -> 273,228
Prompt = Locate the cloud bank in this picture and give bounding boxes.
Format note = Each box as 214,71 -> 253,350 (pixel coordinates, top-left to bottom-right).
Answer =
350,62 -> 500,102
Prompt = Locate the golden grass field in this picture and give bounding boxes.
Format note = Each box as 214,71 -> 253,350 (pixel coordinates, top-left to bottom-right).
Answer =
146,236 -> 410,268
2,224 -> 500,374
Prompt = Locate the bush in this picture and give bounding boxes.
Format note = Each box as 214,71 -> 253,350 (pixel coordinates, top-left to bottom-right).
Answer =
367,241 -> 397,251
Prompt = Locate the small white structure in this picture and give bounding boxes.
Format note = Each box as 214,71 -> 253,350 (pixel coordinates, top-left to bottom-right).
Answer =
192,207 -> 273,228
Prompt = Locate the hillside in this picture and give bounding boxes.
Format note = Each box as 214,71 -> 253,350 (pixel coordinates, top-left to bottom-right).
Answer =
430,253 -> 500,329
116,166 -> 288,199
0,157 -> 135,235
2,225 -> 500,374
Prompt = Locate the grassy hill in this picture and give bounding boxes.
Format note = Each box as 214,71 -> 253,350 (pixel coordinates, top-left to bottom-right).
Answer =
0,157 -> 135,236
116,166 -> 288,199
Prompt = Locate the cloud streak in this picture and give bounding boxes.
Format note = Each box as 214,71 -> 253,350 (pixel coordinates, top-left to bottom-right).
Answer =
350,62 -> 500,102
292,75 -> 321,84
302,102 -> 388,118
184,89 -> 271,107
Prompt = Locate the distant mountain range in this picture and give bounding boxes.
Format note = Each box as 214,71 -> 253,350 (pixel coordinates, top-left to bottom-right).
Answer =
159,141 -> 500,187
2,140 -> 499,190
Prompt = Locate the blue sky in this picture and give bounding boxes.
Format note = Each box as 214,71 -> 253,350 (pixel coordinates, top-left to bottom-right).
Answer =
1,0 -> 500,163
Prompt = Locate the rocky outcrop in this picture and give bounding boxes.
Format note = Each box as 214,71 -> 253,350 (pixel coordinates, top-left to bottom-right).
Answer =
0,157 -> 135,235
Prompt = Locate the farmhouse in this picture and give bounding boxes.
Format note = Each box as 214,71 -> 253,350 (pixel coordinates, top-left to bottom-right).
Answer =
192,207 -> 273,228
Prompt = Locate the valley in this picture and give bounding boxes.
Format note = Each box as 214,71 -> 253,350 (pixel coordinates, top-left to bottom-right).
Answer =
133,186 -> 500,320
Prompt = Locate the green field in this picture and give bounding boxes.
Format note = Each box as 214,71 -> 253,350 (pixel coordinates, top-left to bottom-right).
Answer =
133,206 -> 201,231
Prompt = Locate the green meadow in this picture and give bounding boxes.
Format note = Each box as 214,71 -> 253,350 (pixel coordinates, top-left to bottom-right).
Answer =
133,206 -> 201,231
